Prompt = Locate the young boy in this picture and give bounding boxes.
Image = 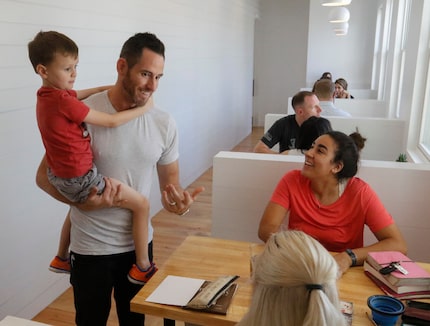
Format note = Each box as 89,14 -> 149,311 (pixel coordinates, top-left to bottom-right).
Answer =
28,30 -> 157,285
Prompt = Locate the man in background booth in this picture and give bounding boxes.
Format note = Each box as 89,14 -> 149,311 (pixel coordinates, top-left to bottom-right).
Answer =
253,91 -> 322,155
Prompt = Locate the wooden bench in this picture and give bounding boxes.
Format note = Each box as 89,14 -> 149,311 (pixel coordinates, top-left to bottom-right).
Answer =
212,151 -> 430,262
264,113 -> 406,161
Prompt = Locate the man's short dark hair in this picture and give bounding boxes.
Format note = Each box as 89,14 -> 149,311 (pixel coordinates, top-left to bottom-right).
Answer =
291,91 -> 314,111
120,32 -> 165,69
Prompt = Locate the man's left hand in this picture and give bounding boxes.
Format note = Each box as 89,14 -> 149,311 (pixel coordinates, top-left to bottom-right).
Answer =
162,184 -> 205,216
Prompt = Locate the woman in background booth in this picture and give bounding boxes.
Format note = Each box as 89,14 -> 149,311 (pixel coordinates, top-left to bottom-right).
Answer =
237,230 -> 347,326
335,78 -> 354,99
320,72 -> 333,80
312,72 -> 333,92
258,131 -> 407,274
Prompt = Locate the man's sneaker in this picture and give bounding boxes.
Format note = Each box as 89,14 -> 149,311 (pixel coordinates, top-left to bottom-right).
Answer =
128,262 -> 158,285
49,256 -> 71,274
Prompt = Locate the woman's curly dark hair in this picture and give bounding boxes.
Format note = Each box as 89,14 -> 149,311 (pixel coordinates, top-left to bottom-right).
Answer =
326,130 -> 366,180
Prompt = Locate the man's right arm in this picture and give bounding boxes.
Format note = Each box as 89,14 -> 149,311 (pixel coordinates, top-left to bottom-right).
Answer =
253,140 -> 279,154
36,155 -> 121,210
36,155 -> 72,204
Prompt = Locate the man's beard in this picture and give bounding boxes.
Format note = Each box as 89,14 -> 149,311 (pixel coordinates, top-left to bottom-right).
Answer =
122,75 -> 149,107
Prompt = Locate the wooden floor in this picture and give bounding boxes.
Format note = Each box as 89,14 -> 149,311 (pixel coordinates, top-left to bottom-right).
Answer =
32,127 -> 263,326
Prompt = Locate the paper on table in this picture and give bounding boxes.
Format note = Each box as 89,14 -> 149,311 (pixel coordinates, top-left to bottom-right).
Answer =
145,275 -> 206,306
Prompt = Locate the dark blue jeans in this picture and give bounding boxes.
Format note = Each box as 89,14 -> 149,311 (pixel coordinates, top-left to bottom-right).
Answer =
70,242 -> 153,326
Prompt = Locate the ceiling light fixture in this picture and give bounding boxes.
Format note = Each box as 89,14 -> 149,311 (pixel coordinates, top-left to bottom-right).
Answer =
335,30 -> 348,36
328,7 -> 350,23
332,22 -> 349,32
321,0 -> 352,6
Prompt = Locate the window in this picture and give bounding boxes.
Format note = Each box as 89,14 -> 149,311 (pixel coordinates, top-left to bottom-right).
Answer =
418,2 -> 430,160
419,60 -> 430,159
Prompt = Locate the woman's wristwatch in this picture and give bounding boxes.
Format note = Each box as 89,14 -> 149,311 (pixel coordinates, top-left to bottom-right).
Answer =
345,249 -> 357,267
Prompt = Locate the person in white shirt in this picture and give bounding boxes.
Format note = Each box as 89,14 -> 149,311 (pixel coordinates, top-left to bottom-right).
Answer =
314,79 -> 351,117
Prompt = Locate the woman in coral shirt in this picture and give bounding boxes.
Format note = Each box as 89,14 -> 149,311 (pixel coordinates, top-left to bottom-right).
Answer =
258,131 -> 407,274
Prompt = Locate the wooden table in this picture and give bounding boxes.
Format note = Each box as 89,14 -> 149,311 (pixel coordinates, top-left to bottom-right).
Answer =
131,236 -> 430,325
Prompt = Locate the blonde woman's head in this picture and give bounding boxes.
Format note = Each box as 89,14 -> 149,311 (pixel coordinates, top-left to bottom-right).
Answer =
238,230 -> 346,326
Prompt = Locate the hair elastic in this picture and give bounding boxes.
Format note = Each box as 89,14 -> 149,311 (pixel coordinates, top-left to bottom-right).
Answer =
306,283 -> 324,292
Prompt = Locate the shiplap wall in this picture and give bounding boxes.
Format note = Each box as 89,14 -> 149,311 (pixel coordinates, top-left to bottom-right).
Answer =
0,0 -> 258,319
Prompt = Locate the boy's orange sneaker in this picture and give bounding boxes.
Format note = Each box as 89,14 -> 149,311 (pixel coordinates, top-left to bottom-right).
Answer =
128,262 -> 158,285
49,256 -> 71,274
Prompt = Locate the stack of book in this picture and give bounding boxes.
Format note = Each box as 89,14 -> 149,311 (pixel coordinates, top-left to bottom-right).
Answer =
402,301 -> 430,325
364,251 -> 430,300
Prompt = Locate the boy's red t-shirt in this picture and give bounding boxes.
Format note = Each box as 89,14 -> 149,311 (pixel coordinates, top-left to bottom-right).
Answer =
36,87 -> 92,178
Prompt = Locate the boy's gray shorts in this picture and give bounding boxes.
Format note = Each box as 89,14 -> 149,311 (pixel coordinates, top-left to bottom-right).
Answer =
47,165 -> 106,203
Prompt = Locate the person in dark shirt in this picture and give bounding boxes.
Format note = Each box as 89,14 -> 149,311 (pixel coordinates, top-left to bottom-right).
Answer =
253,91 -> 322,154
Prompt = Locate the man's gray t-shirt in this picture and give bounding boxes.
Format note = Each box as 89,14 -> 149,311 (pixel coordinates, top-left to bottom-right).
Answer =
70,91 -> 178,255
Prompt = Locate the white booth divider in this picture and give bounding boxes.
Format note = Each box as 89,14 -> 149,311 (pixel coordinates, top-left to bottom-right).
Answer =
300,88 -> 378,99
212,151 -> 430,262
288,97 -> 388,118
264,114 -> 406,161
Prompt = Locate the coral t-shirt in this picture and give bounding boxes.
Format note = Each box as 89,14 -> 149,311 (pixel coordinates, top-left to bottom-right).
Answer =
270,170 -> 394,252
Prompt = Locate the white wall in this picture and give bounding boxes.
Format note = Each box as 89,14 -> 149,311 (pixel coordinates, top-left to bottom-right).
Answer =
252,0 -> 309,126
252,0 -> 378,126
0,0 -> 258,319
307,0 -> 378,89
253,0 -> 430,154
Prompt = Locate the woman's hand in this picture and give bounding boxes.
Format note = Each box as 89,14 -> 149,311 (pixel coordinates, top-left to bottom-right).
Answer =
334,251 -> 353,276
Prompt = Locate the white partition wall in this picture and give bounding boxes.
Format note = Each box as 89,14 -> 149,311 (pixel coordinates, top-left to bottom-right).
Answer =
264,114 -> 406,161
287,97 -> 388,118
300,88 -> 378,99
212,152 -> 303,242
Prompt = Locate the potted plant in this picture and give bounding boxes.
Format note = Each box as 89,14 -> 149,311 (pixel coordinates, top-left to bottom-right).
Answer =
396,153 -> 408,162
